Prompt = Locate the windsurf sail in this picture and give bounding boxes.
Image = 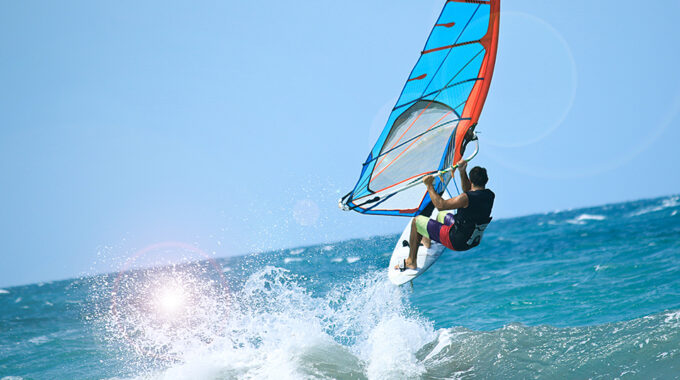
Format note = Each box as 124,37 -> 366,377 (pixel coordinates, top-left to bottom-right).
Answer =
339,0 -> 500,216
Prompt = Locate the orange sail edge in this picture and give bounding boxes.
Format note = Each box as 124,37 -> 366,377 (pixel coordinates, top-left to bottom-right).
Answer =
453,0 -> 500,164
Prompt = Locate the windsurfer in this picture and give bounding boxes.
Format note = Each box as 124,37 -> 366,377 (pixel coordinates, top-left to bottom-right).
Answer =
397,159 -> 495,271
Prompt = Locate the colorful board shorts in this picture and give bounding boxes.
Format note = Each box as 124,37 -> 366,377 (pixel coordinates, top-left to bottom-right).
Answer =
414,211 -> 456,251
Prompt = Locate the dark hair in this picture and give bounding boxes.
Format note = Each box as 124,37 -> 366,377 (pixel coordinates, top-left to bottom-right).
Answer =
469,166 -> 488,187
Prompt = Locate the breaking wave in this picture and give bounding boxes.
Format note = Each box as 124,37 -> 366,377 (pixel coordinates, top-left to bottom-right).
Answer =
85,266 -> 680,379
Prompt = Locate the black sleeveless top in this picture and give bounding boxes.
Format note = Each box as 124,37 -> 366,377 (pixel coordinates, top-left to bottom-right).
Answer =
451,189 -> 495,251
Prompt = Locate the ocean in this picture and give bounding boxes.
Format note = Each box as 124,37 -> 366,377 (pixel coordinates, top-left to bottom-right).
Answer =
1,195 -> 679,379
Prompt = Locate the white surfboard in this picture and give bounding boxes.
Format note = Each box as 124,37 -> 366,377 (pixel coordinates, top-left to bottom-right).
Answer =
388,215 -> 447,286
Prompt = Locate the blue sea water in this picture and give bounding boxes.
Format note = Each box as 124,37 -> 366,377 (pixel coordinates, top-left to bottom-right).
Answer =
1,195 -> 679,379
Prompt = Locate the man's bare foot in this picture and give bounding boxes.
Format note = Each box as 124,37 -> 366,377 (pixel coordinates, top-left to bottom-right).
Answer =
394,258 -> 417,271
405,257 -> 416,269
422,236 -> 431,249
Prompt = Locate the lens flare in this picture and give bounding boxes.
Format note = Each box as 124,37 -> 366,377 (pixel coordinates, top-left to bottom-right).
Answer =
101,242 -> 230,363
154,283 -> 187,316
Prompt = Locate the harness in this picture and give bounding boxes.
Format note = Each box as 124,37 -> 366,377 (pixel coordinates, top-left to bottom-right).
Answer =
451,189 -> 494,251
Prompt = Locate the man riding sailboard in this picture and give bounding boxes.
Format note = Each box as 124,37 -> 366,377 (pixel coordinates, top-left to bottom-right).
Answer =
397,159 -> 494,272
338,0 -> 500,284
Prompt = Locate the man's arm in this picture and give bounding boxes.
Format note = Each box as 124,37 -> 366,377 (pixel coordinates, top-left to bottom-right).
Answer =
457,159 -> 471,193
424,175 -> 469,211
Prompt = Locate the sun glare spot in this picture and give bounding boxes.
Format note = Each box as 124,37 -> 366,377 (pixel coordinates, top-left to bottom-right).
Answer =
155,284 -> 187,316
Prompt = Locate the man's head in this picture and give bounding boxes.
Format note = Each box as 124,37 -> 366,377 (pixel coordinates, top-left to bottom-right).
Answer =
469,166 -> 488,188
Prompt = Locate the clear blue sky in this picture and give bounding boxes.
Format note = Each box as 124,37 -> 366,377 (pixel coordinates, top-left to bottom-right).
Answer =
1,0 -> 679,287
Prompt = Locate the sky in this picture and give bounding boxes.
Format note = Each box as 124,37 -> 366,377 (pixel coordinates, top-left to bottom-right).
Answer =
1,0 -> 679,287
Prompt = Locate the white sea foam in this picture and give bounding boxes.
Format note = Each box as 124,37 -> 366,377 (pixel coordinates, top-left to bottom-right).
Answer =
346,257 -> 361,264
331,258 -> 343,263
629,195 -> 679,217
102,268 -> 433,380
288,248 -> 305,255
322,245 -> 334,251
14,297 -> 22,303
576,214 -> 605,221
283,257 -> 303,264
664,310 -> 680,323
451,367 -> 476,379
28,336 -> 50,345
423,328 -> 453,362
361,316 -> 431,379
566,214 -> 606,225
0,289 -> 9,294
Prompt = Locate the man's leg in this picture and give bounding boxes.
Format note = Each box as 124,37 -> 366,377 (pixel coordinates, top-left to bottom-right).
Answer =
403,216 -> 431,269
437,210 -> 456,225
419,202 -> 436,249
422,236 -> 432,249
406,218 -> 422,269
416,211 -> 455,253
